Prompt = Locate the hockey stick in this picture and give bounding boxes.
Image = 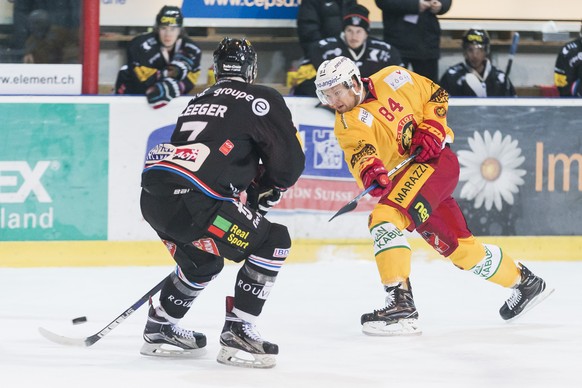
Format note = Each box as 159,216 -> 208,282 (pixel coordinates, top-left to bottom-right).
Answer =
39,273 -> 170,347
505,32 -> 520,93
328,151 -> 418,222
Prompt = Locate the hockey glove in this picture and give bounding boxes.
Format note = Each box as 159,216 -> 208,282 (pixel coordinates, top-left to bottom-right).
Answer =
410,120 -> 446,163
360,158 -> 391,197
146,78 -> 182,109
164,54 -> 196,81
246,183 -> 287,216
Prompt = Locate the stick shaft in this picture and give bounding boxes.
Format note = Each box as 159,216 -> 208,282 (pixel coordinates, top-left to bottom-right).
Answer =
505,32 -> 520,78
329,151 -> 418,221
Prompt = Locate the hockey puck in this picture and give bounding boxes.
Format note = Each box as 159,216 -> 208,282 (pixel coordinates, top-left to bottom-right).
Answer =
72,316 -> 88,325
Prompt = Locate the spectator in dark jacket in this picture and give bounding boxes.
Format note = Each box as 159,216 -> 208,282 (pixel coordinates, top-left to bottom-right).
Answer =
22,9 -> 68,63
292,0 -> 356,95
11,0 -> 80,62
375,0 -> 452,82
297,0 -> 357,60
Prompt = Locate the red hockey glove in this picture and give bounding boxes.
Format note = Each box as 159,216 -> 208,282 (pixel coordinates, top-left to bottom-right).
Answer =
410,120 -> 446,163
360,158 -> 391,197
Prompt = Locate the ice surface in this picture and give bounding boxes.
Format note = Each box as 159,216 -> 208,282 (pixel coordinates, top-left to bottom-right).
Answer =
1,259 -> 580,388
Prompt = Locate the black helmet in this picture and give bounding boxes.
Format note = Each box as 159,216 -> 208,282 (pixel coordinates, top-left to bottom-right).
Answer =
213,38 -> 257,83
463,29 -> 490,53
156,6 -> 183,27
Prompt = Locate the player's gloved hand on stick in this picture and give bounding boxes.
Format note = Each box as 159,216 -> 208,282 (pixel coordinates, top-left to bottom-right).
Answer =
360,158 -> 391,197
146,78 -> 182,109
246,183 -> 287,215
410,120 -> 446,163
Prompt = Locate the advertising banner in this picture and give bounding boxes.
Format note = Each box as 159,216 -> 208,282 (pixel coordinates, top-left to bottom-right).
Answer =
447,103 -> 582,236
0,103 -> 109,241
1,96 -> 580,242
0,64 -> 82,95
181,0 -> 300,26
0,0 -> 579,28
98,0 -> 299,27
276,123 -> 377,214
99,0 -> 182,26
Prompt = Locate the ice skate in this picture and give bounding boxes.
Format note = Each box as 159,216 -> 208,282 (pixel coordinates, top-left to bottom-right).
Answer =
500,263 -> 554,322
216,296 -> 278,369
361,281 -> 422,336
140,301 -> 206,357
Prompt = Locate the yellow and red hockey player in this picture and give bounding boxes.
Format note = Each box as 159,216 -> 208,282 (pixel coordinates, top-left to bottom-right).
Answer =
315,56 -> 553,336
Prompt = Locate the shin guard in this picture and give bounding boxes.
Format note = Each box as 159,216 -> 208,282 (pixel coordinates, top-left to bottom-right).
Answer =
159,267 -> 207,319
233,261 -> 279,322
450,238 -> 521,288
233,223 -> 290,322
370,221 -> 412,284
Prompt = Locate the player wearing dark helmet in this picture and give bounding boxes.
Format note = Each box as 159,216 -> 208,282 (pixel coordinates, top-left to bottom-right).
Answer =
213,37 -> 258,83
439,28 -> 516,97
139,37 -> 305,368
114,5 -> 202,109
554,21 -> 582,97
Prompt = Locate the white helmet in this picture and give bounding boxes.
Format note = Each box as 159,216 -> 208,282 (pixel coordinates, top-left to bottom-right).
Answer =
315,56 -> 361,105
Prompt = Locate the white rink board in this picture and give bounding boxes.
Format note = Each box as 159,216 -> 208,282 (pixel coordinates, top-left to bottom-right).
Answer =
1,95 -> 581,242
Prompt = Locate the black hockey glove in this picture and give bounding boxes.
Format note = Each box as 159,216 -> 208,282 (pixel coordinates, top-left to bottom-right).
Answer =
164,53 -> 196,81
246,183 -> 287,216
146,78 -> 182,109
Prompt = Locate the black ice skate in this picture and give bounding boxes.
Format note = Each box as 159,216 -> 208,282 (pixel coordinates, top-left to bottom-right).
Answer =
140,300 -> 206,357
216,296 -> 278,369
361,280 -> 421,336
500,263 -> 554,322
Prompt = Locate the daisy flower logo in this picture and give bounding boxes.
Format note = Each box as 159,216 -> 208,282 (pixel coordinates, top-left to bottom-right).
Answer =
457,130 -> 526,211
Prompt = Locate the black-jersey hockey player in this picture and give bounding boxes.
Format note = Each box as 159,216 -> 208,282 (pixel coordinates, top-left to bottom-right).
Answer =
314,4 -> 402,77
554,23 -> 582,97
139,37 -> 305,369
114,6 -> 202,109
292,4 -> 401,96
439,29 -> 516,97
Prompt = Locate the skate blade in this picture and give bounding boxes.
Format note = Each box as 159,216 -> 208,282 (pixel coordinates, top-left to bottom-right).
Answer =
140,342 -> 207,358
362,318 -> 422,336
216,346 -> 276,369
504,286 -> 555,323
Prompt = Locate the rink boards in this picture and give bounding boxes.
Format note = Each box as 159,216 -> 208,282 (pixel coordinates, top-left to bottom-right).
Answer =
0,96 -> 581,266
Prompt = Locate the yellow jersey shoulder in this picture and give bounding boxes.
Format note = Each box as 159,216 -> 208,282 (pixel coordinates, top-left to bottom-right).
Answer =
335,107 -> 376,132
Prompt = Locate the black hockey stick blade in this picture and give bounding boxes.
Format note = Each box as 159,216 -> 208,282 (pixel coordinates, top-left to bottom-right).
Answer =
39,273 -> 170,347
328,151 -> 418,222
328,183 -> 377,222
